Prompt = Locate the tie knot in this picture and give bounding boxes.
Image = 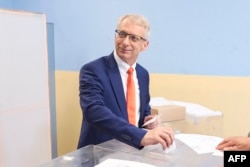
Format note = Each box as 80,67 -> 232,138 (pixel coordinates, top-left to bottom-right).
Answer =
127,67 -> 134,75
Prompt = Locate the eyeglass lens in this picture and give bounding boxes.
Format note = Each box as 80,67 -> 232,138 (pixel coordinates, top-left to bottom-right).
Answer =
115,30 -> 145,42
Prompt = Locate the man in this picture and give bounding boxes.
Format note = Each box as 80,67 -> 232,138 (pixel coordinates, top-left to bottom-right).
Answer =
78,14 -> 174,150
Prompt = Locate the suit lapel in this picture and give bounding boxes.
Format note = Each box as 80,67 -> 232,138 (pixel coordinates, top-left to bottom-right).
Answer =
106,53 -> 127,119
136,65 -> 147,122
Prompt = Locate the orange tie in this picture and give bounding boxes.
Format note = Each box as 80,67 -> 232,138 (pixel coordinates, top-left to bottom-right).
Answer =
127,67 -> 136,125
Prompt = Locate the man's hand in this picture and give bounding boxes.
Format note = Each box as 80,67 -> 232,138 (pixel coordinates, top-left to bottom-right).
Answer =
140,126 -> 174,150
216,136 -> 250,151
143,114 -> 161,129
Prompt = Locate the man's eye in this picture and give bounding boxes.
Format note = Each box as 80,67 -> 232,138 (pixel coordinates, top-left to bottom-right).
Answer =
130,35 -> 139,42
119,32 -> 127,38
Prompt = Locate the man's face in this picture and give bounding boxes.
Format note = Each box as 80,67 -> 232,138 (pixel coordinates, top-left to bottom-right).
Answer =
115,21 -> 149,65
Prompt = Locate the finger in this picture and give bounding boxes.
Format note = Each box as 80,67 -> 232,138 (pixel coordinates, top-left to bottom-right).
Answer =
168,132 -> 174,144
144,115 -> 154,122
217,141 -> 235,150
157,136 -> 167,150
151,121 -> 159,127
159,132 -> 172,147
162,129 -> 174,144
224,146 -> 237,151
165,136 -> 172,147
217,143 -> 229,149
146,119 -> 160,129
217,140 -> 227,146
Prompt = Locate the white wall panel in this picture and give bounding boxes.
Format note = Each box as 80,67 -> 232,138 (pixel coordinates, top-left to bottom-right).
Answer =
0,9 -> 51,167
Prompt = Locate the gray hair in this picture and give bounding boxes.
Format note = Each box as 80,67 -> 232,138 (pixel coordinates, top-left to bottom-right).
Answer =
116,14 -> 150,40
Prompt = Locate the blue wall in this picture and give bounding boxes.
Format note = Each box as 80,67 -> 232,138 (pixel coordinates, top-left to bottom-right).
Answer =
1,0 -> 250,76
0,0 -> 13,8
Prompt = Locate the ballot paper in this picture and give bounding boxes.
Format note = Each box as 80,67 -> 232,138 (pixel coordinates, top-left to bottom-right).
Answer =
95,158 -> 157,167
165,141 -> 176,153
175,133 -> 223,155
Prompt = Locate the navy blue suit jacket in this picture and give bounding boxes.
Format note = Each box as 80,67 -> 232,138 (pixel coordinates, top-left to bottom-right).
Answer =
77,52 -> 151,149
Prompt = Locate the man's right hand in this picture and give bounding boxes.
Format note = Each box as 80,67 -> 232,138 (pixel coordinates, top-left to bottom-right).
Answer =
140,126 -> 174,150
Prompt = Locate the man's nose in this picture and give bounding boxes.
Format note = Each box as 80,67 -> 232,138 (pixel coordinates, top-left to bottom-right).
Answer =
122,35 -> 131,43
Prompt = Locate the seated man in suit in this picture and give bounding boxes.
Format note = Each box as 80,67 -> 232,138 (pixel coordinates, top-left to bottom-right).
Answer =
78,14 -> 174,150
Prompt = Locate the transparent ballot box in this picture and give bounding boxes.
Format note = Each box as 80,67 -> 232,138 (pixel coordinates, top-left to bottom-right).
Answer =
38,138 -> 223,167
37,145 -> 166,167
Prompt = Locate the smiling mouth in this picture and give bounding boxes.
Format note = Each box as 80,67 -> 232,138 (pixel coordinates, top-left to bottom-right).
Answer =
120,48 -> 131,53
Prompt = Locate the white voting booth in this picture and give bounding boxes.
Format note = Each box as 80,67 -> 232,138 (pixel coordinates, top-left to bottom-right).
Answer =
0,9 -> 51,167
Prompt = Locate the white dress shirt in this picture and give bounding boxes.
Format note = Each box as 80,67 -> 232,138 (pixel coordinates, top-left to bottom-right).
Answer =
114,51 -> 140,127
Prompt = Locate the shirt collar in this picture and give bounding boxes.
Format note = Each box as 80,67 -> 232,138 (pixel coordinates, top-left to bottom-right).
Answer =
114,50 -> 136,73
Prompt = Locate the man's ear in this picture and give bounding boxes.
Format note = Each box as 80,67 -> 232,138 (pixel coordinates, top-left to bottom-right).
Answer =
141,41 -> 149,52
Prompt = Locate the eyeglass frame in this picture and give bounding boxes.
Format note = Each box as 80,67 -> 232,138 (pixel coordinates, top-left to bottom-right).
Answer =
115,30 -> 147,42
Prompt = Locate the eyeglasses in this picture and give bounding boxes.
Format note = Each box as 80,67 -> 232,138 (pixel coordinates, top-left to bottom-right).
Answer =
115,30 -> 147,42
